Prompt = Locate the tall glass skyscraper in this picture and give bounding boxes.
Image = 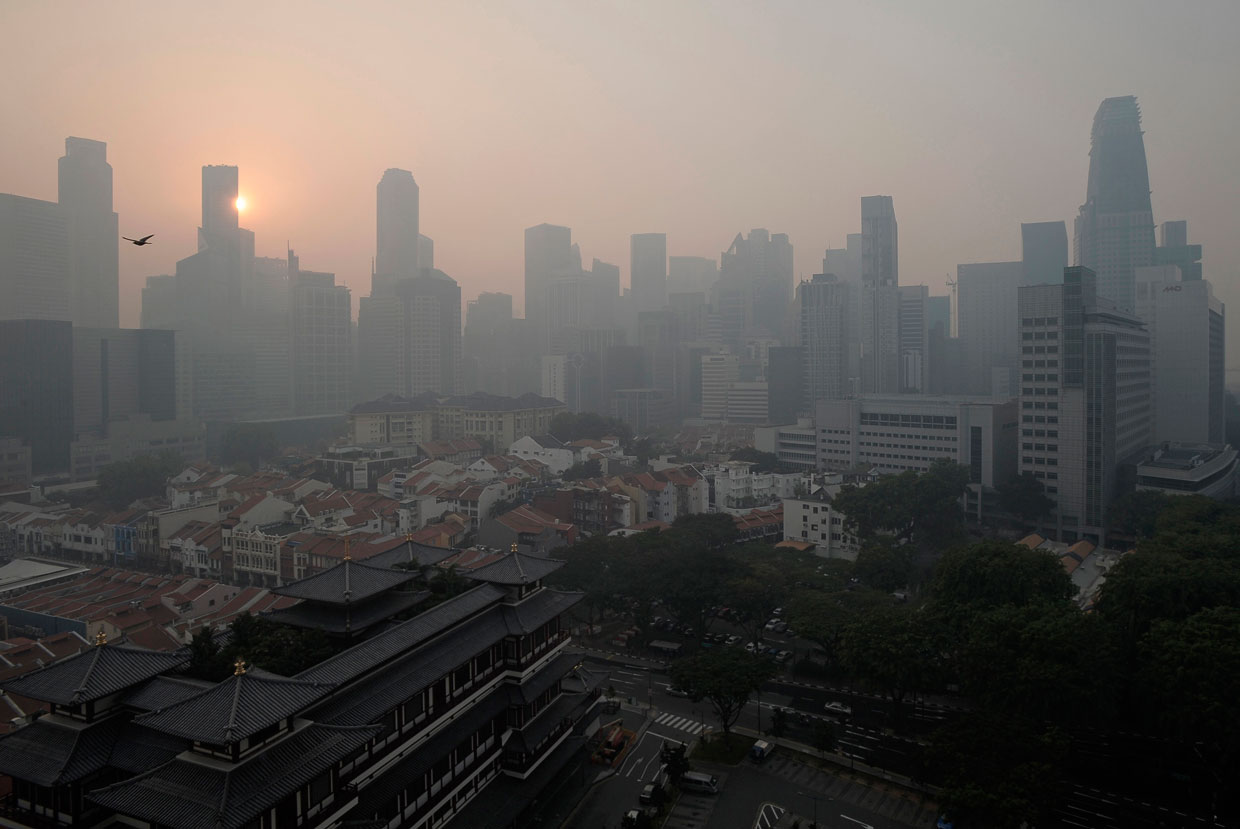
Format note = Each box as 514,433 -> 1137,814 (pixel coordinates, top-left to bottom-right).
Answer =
1074,96 -> 1155,313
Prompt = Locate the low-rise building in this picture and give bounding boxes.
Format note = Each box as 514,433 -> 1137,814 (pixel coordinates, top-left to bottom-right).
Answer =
1136,443 -> 1239,500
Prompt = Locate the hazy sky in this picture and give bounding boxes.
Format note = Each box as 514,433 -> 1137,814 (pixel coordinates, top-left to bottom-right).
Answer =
3,0 -> 1238,352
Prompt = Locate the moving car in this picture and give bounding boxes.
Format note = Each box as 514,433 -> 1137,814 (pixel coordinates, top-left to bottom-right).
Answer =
824,701 -> 852,716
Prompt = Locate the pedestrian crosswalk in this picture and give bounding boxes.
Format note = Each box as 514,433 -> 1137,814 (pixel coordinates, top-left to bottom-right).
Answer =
653,712 -> 708,735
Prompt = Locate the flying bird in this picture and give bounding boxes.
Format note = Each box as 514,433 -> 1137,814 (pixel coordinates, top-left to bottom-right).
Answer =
123,234 -> 155,246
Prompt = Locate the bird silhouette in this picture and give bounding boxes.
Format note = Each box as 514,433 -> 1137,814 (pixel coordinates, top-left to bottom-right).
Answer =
123,234 -> 155,246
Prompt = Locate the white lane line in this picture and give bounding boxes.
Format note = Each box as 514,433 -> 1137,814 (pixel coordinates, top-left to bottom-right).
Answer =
840,816 -> 874,829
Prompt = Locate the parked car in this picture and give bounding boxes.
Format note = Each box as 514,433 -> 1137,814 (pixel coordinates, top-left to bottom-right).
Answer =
764,619 -> 779,631
667,686 -> 691,698
713,632 -> 728,643
726,634 -> 742,645
772,607 -> 783,616
824,701 -> 852,716
745,642 -> 757,653
773,621 -> 788,633
775,650 -> 792,663
639,783 -> 665,804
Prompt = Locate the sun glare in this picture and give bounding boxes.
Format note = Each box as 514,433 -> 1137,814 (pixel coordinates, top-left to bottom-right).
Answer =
235,195 -> 247,212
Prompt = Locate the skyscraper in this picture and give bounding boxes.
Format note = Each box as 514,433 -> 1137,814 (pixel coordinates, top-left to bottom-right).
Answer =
860,196 -> 900,394
524,223 -> 574,329
798,274 -> 851,406
630,233 -> 668,315
289,250 -> 352,415
1021,221 -> 1068,286
717,229 -> 794,344
0,193 -> 71,322
956,260 -> 1024,396
668,256 -> 718,295
373,168 -> 420,296
1154,220 -> 1203,281
1018,267 -> 1151,542
58,137 -> 119,329
0,320 -> 74,475
359,270 -> 462,399
1074,96 -> 1156,313
898,285 -> 929,393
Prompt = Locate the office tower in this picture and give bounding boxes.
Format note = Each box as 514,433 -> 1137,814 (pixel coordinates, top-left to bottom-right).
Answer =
798,274 -> 851,406
767,346 -> 802,425
359,270 -> 462,399
289,250 -> 352,415
1021,221 -> 1068,286
58,137 -> 119,329
718,229 -> 794,344
956,261 -> 1024,397
418,233 -> 434,271
926,295 -> 950,339
898,285 -> 929,393
1135,266 -> 1225,444
859,197 -> 900,394
1074,96 -> 1156,313
631,233 -> 668,315
373,168 -> 420,296
524,223 -> 574,336
0,194 -> 71,322
1155,220 -> 1202,281
669,292 -> 711,343
669,256 -> 718,295
590,258 -> 621,329
0,320 -> 74,475
547,272 -> 604,354
72,328 -> 176,437
239,256 -> 293,418
1018,267 -> 1151,541
465,292 -> 538,398
701,353 -> 740,420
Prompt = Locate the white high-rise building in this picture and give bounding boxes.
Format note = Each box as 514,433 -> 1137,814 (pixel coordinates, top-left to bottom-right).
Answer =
1135,265 -> 1225,444
1018,267 -> 1151,542
701,353 -> 740,420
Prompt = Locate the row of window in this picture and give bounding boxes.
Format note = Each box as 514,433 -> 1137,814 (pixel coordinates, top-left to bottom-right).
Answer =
1021,317 -> 1060,326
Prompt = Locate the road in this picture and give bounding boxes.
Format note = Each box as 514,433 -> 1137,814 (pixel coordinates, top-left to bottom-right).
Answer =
580,652 -> 1230,829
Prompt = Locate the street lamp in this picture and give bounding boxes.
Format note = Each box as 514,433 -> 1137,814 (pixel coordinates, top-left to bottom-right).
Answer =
797,791 -> 829,829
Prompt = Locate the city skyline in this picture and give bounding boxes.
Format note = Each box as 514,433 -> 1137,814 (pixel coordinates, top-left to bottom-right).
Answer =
2,2 -> 1237,359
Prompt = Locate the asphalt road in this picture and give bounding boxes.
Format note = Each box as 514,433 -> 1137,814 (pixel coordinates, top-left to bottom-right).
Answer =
581,653 -> 1231,829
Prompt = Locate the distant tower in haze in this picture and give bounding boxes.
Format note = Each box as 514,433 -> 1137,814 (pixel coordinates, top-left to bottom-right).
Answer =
1021,221 -> 1068,285
58,137 -> 119,328
1074,96 -> 1155,312
374,168 -> 420,296
860,196 -> 900,393
524,223 -> 574,348
200,164 -> 240,242
630,233 -> 668,315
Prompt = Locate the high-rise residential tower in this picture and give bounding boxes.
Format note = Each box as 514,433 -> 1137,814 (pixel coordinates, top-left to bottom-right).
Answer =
0,194 -> 71,322
373,168 -> 420,296
630,233 -> 668,315
717,229 -> 794,344
1074,96 -> 1156,313
359,270 -> 462,399
58,137 -> 119,329
289,249 -> 352,415
860,196 -> 900,394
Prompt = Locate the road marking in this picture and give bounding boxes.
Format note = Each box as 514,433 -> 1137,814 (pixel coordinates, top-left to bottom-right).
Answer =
840,816 -> 873,829
654,712 -> 706,734
754,803 -> 785,829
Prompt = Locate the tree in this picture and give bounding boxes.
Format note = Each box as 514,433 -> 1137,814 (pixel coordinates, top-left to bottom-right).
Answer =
927,712 -> 1069,829
670,648 -> 777,736
840,604 -> 940,724
1107,488 -> 1172,541
549,411 -> 633,447
996,472 -> 1054,524
830,460 -> 970,548
852,536 -> 915,592
96,450 -> 184,509
810,719 -> 837,759
767,706 -> 789,745
787,587 -> 885,668
219,423 -> 278,469
671,513 -> 739,549
660,739 -> 690,785
728,448 -> 791,473
928,540 -> 1075,629
562,459 -> 602,481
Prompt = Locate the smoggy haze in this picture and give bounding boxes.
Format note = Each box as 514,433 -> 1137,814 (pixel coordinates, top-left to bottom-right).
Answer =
2,1 -> 1238,354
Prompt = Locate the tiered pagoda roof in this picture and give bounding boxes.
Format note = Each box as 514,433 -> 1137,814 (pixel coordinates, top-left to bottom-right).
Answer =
267,553 -> 430,634
88,722 -> 381,829
0,641 -> 190,706
134,667 -> 334,745
467,550 -> 565,586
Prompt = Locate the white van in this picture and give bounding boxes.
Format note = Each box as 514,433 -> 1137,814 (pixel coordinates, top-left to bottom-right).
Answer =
680,771 -> 719,794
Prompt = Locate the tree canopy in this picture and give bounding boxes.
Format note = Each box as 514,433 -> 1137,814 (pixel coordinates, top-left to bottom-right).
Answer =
669,647 -> 776,735
96,450 -> 184,509
830,459 -> 970,547
548,411 -> 633,447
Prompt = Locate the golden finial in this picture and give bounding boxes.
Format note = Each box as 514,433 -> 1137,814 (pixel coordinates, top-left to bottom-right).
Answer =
234,658 -> 247,676
510,542 -> 518,554
343,537 -> 351,562
95,630 -> 107,647
405,531 -> 413,543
